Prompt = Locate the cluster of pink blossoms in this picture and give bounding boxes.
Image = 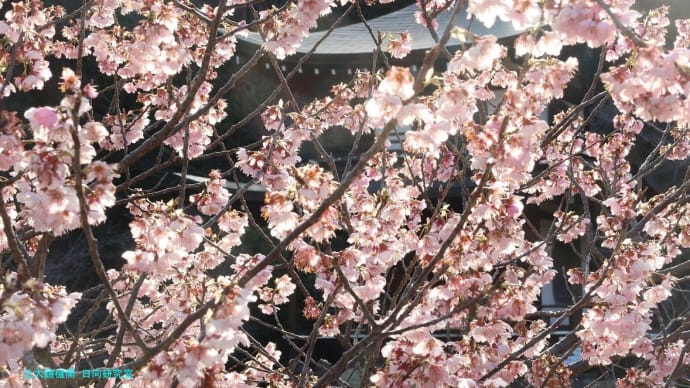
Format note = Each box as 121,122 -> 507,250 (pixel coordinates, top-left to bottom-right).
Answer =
2,68 -> 117,236
0,274 -> 81,367
262,0 -> 334,59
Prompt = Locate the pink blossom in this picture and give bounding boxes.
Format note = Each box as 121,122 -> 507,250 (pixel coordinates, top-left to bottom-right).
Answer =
261,100 -> 284,131
379,66 -> 415,100
0,134 -> 22,171
191,170 -> 230,216
387,31 -> 412,59
365,67 -> 416,125
467,0 -> 509,28
448,35 -> 505,74
24,107 -> 58,130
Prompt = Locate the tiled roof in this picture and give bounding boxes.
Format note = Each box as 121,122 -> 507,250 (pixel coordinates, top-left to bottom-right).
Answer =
237,4 -> 519,58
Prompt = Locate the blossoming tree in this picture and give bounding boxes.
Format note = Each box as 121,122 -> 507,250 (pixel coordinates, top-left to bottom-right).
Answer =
1,0 -> 690,386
